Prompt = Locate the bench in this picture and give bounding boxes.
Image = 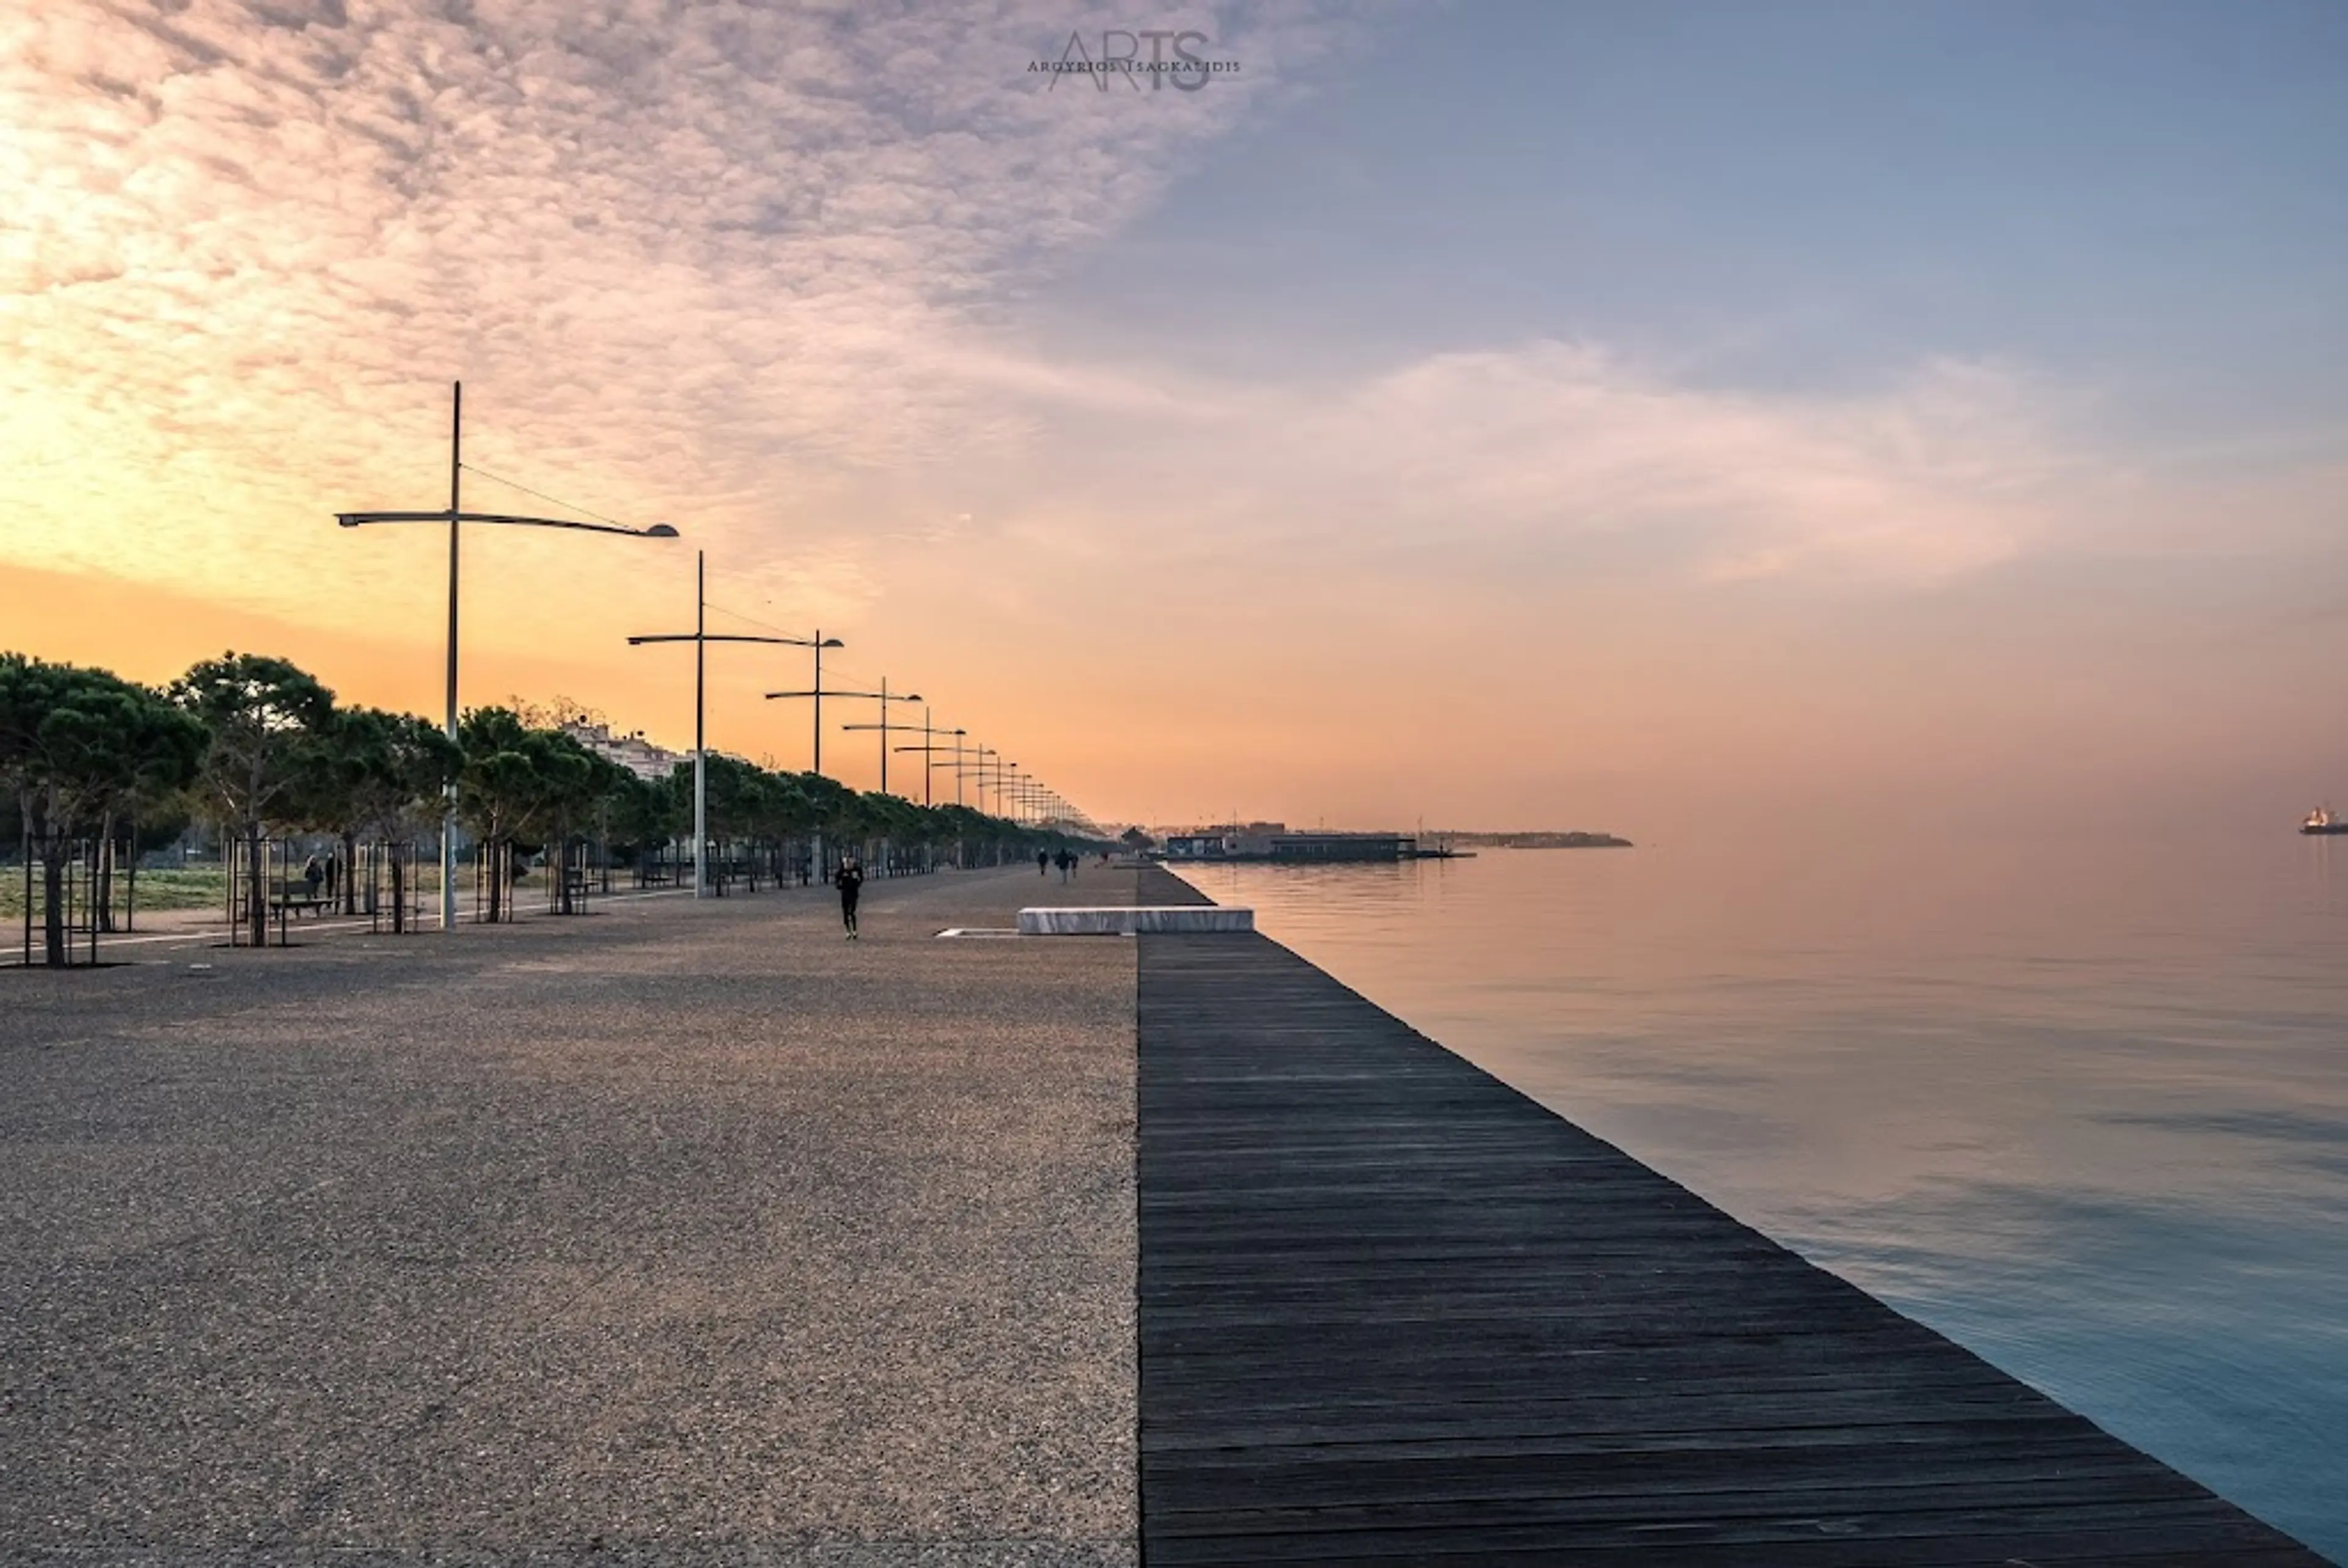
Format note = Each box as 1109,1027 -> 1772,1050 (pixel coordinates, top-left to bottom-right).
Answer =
267,881 -> 330,918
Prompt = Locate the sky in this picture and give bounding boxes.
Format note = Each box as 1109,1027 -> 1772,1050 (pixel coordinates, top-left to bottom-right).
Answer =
4,0 -> 2346,838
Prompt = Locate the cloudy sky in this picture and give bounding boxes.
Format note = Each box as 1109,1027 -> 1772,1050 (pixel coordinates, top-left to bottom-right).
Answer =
6,0 -> 2345,835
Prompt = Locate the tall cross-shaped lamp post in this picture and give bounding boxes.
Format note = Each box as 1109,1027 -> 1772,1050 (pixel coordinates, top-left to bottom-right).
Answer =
951,748 -> 992,817
895,724 -> 970,867
761,633 -> 850,775
977,748 -> 1005,817
837,678 -> 925,796
626,551 -> 828,897
892,715 -> 967,807
334,381 -> 679,933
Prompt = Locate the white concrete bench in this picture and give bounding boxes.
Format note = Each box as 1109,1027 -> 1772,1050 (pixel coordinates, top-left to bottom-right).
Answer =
1016,906 -> 1254,936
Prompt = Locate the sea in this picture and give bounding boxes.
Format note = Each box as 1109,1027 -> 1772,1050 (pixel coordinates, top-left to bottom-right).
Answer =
1176,831 -> 2348,1559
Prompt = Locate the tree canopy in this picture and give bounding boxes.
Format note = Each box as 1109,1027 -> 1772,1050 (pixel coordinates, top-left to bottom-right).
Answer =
0,655 -> 206,963
8,646 -> 1101,947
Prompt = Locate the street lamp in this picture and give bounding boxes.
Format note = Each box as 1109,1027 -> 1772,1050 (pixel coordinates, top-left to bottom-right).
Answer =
334,381 -> 678,933
837,677 -> 924,795
950,747 -> 995,816
892,716 -> 967,808
761,633 -> 849,775
946,745 -> 1015,818
627,550 -> 827,897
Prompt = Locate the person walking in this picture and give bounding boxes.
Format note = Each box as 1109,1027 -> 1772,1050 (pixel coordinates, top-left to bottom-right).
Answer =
1037,850 -> 1050,876
833,855 -> 864,940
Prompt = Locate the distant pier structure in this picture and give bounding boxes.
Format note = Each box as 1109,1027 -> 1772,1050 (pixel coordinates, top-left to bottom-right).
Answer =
1268,831 -> 1416,863
1164,828 -> 1420,864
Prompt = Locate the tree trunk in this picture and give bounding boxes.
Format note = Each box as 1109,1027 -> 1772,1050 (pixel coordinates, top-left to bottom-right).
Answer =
95,812 -> 116,934
247,824 -> 267,948
41,847 -> 66,968
340,831 -> 358,915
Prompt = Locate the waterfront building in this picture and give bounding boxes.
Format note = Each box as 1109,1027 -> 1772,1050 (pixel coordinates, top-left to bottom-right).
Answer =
1269,832 -> 1416,863
1164,832 -> 1235,862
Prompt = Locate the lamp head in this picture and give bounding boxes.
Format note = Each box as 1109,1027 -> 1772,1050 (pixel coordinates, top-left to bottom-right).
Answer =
820,637 -> 844,648
904,693 -> 923,702
643,523 -> 680,538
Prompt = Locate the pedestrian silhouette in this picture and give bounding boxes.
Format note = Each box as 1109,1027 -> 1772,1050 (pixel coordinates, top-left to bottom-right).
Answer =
833,856 -> 864,939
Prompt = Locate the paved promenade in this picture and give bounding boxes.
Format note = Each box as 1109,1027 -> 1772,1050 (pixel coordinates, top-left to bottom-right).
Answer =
4,862 -> 2322,1566
1,864 -> 1139,1567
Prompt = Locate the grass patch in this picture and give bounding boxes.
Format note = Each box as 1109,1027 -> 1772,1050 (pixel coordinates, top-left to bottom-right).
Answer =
0,861 -> 452,921
0,865 -> 229,920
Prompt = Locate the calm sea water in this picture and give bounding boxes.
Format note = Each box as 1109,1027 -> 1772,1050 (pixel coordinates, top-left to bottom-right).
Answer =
1178,833 -> 2348,1558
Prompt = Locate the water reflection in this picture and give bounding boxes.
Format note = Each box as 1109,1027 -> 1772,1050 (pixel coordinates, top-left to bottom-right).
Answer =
1182,833 -> 2348,1558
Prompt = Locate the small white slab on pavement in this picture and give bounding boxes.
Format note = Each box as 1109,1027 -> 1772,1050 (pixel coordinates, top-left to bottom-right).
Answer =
1016,906 -> 1255,936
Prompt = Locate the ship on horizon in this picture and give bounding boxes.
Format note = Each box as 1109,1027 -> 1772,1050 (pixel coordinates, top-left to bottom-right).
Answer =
2300,806 -> 2348,836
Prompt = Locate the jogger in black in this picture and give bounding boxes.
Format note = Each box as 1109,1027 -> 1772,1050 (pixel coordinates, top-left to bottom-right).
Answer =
833,856 -> 864,940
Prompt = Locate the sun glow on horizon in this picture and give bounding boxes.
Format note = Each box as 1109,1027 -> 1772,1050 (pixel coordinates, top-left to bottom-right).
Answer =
5,2 -> 2345,833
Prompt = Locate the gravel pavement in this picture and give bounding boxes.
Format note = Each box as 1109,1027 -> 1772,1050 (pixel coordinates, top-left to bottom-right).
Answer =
0,864 -> 1140,1567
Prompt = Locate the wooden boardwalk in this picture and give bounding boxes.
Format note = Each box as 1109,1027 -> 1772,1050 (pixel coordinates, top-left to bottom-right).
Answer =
1134,913 -> 2327,1565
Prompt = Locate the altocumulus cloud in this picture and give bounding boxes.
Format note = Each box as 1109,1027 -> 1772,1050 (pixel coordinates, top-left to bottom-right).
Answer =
0,0 -> 2209,652
0,0 -> 1357,630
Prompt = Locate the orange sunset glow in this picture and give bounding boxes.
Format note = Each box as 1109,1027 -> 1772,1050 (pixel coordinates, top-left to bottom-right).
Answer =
6,2 -> 2345,839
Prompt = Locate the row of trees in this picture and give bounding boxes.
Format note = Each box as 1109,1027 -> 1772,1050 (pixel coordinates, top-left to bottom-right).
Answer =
2,650 -> 1087,965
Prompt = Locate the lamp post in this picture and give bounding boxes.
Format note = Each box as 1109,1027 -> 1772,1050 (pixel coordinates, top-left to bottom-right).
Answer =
958,746 -> 1004,860
836,680 -> 925,798
334,381 -> 678,932
943,745 -> 991,815
898,726 -> 970,866
837,677 -> 925,795
956,748 -> 996,817
891,716 -> 967,808
950,745 -> 1011,819
627,551 -> 827,897
761,633 -> 849,775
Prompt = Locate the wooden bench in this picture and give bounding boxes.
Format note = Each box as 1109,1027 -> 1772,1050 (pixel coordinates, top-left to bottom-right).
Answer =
267,881 -> 329,919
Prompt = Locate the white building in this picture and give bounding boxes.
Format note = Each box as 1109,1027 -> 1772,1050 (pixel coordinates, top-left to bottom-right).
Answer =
563,721 -> 688,784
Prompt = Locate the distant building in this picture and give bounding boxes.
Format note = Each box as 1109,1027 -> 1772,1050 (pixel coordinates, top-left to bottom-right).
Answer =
1164,833 -> 1234,862
563,721 -> 688,784
1227,820 -> 1287,856
1269,832 -> 1416,863
1158,821 -> 1286,861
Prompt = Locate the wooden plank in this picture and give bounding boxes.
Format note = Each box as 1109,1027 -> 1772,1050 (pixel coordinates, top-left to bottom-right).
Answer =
1135,927 -> 2327,1564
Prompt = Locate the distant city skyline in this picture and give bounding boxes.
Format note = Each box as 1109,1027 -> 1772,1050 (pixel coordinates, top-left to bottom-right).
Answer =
6,1 -> 2344,839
